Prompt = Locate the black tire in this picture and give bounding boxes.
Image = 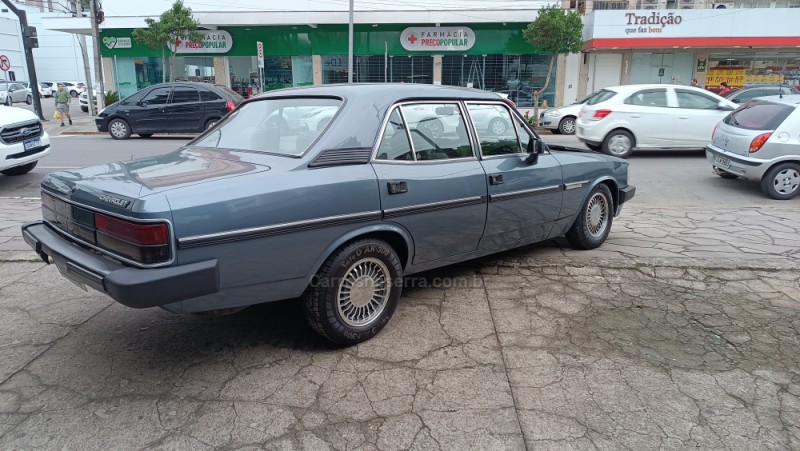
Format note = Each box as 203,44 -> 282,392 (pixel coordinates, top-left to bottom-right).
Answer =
4,96 -> 10,106
550,128 -> 562,135
26,95 -> 32,105
488,117 -> 509,136
602,130 -> 635,158
558,116 -> 577,135
760,162 -> 800,200
204,118 -> 218,131
302,238 -> 402,345
70,90 -> 78,98
1,161 -> 37,176
138,133 -> 153,138
586,143 -> 601,151
81,106 -> 88,113
566,184 -> 614,250
108,118 -> 132,140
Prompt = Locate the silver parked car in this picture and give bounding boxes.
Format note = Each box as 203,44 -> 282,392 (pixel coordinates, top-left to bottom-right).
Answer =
0,82 -> 32,106
706,94 -> 800,200
22,84 -> 635,345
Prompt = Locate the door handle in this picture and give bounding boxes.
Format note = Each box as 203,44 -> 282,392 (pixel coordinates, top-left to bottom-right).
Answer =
630,115 -> 641,118
387,181 -> 408,194
679,116 -> 689,119
489,174 -> 504,185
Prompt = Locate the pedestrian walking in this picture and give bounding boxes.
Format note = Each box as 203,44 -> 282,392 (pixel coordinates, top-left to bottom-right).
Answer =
54,83 -> 72,127
690,78 -> 698,87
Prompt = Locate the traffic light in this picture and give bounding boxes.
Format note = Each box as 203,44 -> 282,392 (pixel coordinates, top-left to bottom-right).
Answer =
23,26 -> 38,49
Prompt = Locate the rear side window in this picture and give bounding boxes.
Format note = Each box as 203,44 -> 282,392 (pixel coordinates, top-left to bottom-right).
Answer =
171,87 -> 199,104
586,89 -> 616,105
214,85 -> 245,102
724,101 -> 795,130
200,89 -> 222,101
400,103 -> 473,160
625,89 -> 668,107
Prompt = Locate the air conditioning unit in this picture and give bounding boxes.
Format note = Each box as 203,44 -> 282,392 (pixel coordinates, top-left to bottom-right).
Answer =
643,4 -> 658,8
680,3 -> 696,7
712,2 -> 734,7
642,0 -> 658,4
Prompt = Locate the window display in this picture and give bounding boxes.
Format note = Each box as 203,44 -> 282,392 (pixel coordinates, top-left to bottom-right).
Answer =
707,53 -> 800,93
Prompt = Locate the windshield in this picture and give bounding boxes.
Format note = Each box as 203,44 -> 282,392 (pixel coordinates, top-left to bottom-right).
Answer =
723,101 -> 795,130
192,97 -> 342,156
585,89 -> 617,105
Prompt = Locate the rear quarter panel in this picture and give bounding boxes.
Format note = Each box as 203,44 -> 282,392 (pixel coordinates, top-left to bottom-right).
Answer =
549,150 -> 628,220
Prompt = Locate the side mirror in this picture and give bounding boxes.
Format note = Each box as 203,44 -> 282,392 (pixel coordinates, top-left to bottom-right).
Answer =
525,137 -> 544,165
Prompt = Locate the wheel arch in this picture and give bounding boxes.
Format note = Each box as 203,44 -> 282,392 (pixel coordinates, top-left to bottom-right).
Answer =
307,224 -> 414,283
585,176 -> 620,213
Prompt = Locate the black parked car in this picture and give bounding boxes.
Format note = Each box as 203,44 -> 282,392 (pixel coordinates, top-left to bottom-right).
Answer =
96,82 -> 245,139
723,84 -> 800,104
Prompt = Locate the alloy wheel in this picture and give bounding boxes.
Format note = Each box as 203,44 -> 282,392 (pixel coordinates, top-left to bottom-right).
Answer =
336,257 -> 391,327
607,134 -> 632,156
585,192 -> 609,238
772,167 -> 800,196
110,121 -> 128,138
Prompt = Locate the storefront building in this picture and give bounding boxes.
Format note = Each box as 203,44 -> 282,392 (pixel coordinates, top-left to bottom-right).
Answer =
45,9 -> 560,108
579,8 -> 800,98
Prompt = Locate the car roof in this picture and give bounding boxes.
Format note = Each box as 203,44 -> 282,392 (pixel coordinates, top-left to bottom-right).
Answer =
599,84 -> 712,93
255,83 -> 503,103
752,94 -> 800,107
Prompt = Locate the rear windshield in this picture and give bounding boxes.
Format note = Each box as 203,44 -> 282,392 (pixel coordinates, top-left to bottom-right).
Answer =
214,85 -> 245,102
585,89 -> 617,105
192,97 -> 342,156
724,101 -> 795,130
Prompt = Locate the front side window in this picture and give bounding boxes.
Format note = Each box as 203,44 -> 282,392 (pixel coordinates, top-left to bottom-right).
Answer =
192,97 -> 343,156
142,87 -> 171,106
675,89 -> 720,109
466,103 -> 519,157
400,103 -> 472,160
625,89 -> 668,107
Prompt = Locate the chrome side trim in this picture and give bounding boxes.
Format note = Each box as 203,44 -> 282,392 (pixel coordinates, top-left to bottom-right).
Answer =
383,196 -> 486,219
490,185 -> 563,202
179,210 -> 383,249
564,180 -> 591,191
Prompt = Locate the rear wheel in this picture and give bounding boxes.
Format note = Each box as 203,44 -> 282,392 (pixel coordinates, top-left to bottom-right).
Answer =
81,106 -> 88,113
602,130 -> 635,158
566,184 -> 614,250
70,90 -> 78,98
26,95 -> 32,105
1,161 -> 37,176
558,116 -> 577,135
761,162 -> 800,200
204,118 -> 218,131
302,238 -> 402,345
108,118 -> 132,140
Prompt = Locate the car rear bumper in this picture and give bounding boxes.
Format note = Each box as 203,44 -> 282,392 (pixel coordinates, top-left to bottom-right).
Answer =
616,185 -> 636,216
22,221 -> 220,309
705,145 -> 769,180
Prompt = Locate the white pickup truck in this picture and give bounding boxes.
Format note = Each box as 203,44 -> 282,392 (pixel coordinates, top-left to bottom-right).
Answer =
0,106 -> 50,176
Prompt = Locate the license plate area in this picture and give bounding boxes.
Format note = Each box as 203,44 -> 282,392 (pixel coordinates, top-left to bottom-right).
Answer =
23,138 -> 41,150
713,155 -> 731,169
53,258 -> 88,291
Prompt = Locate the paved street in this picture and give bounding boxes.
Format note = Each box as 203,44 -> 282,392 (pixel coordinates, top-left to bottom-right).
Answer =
1,133 -> 799,449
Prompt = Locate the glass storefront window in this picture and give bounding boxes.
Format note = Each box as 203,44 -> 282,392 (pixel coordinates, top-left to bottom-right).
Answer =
441,55 -> 556,107
323,55 -> 433,84
229,56 -> 313,99
707,52 -> 800,93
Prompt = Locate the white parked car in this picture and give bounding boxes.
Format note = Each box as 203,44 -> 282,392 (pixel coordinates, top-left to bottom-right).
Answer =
576,84 -> 738,158
0,82 -> 32,106
539,94 -> 596,135
79,89 -> 107,112
0,106 -> 51,176
38,82 -> 53,97
58,81 -> 85,97
706,94 -> 800,200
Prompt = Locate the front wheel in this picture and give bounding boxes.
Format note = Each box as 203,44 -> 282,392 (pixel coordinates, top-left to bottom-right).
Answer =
4,96 -> 10,106
204,119 -> 218,131
602,130 -> 635,158
566,184 -> 614,250
1,161 -> 37,176
558,117 -> 577,135
108,118 -> 132,140
302,239 -> 402,345
761,162 -> 800,200
26,95 -> 32,105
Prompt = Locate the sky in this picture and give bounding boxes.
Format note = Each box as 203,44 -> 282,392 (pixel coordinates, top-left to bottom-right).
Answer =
98,0 -> 548,16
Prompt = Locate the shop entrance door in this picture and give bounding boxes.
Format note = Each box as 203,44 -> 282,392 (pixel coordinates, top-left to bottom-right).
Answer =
631,53 -> 694,85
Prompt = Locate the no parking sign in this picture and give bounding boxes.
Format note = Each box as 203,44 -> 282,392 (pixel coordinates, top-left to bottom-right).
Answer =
0,55 -> 10,72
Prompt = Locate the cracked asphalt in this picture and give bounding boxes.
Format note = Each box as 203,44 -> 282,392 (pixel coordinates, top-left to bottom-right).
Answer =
1,197 -> 800,450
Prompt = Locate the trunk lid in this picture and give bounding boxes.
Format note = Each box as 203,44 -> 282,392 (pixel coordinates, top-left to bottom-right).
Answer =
712,100 -> 796,157
42,147 -> 271,208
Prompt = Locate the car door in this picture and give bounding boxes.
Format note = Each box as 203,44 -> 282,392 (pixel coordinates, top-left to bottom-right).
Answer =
371,103 -> 487,264
9,83 -> 24,103
468,102 -> 563,249
673,88 -> 732,148
130,87 -> 172,132
620,88 -> 674,147
165,86 -> 203,132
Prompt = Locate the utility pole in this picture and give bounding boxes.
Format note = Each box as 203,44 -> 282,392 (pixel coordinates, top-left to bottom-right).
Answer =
0,0 -> 44,120
347,0 -> 353,83
77,1 -> 95,115
88,0 -> 105,111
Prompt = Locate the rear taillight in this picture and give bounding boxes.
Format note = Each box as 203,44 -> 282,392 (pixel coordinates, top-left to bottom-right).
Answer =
749,132 -> 772,153
592,109 -> 612,121
95,214 -> 170,264
712,124 -> 719,141
226,101 -> 236,112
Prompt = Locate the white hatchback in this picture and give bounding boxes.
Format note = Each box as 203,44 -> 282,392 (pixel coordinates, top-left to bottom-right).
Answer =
576,84 -> 737,158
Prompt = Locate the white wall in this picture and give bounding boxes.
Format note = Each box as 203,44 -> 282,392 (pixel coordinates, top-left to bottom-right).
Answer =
0,6 -> 96,84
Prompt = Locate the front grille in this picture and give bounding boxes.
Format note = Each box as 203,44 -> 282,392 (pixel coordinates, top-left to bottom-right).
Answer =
1,121 -> 42,145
